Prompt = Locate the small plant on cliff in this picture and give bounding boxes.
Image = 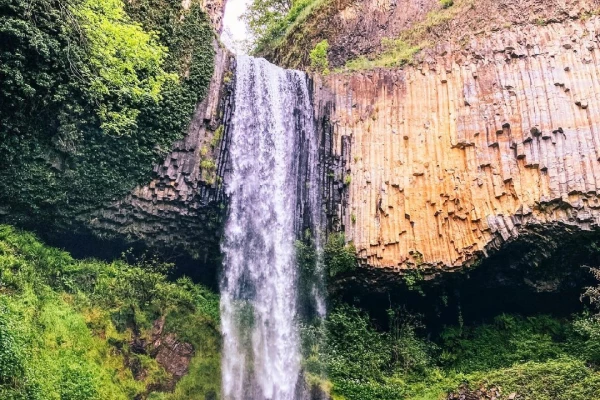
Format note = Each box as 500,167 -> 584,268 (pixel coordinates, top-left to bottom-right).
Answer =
344,38 -> 421,71
309,40 -> 330,74
324,233 -> 356,278
440,0 -> 454,8
211,125 -> 224,148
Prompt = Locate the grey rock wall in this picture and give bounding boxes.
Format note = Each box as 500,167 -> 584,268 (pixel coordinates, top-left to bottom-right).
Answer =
83,45 -> 235,261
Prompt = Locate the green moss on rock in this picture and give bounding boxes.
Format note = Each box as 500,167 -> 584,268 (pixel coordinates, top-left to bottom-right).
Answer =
0,0 -> 215,233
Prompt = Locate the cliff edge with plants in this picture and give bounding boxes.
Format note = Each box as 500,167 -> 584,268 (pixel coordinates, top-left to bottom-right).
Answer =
0,0 -> 231,264
256,0 -> 600,279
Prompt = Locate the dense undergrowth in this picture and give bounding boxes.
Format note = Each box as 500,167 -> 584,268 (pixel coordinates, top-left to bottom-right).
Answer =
0,0 -> 214,229
294,234 -> 600,399
303,298 -> 600,400
0,225 -> 220,399
3,226 -> 600,400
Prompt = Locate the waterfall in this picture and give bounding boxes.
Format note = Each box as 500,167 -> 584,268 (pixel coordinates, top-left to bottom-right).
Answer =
220,56 -> 323,400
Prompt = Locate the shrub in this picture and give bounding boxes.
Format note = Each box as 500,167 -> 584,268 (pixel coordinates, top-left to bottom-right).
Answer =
309,40 -> 330,74
0,225 -> 220,398
326,305 -> 390,382
324,234 -> 356,277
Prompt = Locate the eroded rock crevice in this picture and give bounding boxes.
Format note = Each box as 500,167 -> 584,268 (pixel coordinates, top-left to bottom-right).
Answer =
332,227 -> 600,331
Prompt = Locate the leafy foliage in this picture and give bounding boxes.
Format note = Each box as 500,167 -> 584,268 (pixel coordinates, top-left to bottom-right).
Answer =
324,233 -> 356,277
245,0 -> 325,54
0,225 -> 220,399
326,305 -> 393,382
242,0 -> 293,42
316,302 -> 600,400
0,0 -> 215,230
73,0 -> 177,135
309,39 -> 329,74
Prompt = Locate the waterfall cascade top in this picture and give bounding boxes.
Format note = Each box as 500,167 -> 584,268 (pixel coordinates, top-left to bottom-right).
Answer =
220,55 -> 323,400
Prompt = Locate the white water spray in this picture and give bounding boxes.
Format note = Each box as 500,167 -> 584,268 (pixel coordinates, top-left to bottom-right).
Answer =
220,56 -> 323,400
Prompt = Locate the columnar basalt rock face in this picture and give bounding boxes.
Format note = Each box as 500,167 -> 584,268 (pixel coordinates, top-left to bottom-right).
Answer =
85,45 -> 234,260
262,0 -> 439,69
314,16 -> 600,274
266,0 -> 599,70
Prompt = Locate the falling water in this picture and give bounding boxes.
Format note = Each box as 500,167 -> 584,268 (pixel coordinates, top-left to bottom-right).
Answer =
220,56 -> 323,400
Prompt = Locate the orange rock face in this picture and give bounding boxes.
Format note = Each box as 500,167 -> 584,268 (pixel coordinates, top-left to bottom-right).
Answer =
314,16 -> 600,274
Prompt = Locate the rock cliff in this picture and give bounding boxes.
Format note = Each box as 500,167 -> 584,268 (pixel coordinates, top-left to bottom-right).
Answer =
0,0 -> 230,270
85,45 -> 234,261
264,0 -> 600,69
56,0 -> 600,282
314,7 -> 600,276
262,0 -> 439,69
200,0 -> 228,32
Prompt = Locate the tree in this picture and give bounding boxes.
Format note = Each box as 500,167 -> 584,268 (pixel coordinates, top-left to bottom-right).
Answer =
242,0 -> 293,41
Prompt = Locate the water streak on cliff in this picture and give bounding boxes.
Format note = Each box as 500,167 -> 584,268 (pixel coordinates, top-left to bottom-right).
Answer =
220,55 -> 322,400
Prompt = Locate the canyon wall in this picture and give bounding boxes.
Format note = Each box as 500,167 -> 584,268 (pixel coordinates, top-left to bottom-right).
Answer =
261,0 -> 439,69
315,13 -> 600,275
76,0 -> 600,280
86,45 -> 234,260
265,0 -> 599,69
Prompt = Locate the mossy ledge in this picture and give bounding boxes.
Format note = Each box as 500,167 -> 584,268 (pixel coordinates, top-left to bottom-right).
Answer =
0,0 -> 222,263
0,225 -> 221,399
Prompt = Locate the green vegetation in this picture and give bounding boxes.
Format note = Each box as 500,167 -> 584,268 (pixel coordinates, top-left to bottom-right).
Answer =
243,0 -> 326,54
341,0 -> 473,71
0,0 -> 215,229
242,0 -> 294,44
245,0 -> 467,71
306,305 -> 600,400
309,40 -> 330,74
440,0 -> 454,8
211,126 -> 225,149
299,264 -> 600,399
200,157 -> 217,185
402,269 -> 424,293
324,233 -> 357,278
74,0 -> 178,135
345,38 -> 422,71
0,225 -> 220,399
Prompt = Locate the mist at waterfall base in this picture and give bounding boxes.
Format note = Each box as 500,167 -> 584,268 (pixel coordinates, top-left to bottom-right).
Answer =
220,56 -> 324,400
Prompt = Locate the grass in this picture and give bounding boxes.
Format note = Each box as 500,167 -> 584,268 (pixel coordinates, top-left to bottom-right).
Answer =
344,38 -> 423,71
0,225 -> 221,399
341,0 -> 474,71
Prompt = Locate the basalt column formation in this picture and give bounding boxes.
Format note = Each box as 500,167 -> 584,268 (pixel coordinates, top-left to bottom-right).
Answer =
315,15 -> 600,275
